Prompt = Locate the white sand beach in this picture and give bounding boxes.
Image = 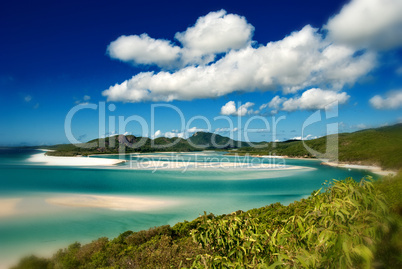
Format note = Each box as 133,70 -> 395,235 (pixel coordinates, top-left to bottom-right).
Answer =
28,151 -> 126,166
0,198 -> 21,217
46,194 -> 180,211
322,162 -> 396,176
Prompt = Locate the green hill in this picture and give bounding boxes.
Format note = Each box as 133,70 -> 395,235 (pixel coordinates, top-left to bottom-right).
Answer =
46,135 -> 200,156
46,132 -> 247,156
45,124 -> 402,170
188,131 -> 249,149
236,123 -> 402,170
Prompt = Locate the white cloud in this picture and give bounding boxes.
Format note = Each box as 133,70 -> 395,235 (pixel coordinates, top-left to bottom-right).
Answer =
83,95 -> 91,101
220,101 -> 237,116
325,0 -> 402,49
280,88 -> 350,111
107,10 -> 253,68
164,131 -> 184,139
152,130 -> 162,139
103,0 -> 402,103
186,127 -> 208,133
237,102 -> 255,116
268,96 -> 286,110
154,127 -> 208,139
175,10 -> 254,65
103,24 -> 374,102
220,101 -> 254,116
292,134 -> 317,140
107,34 -> 181,68
260,96 -> 287,111
369,89 -> 402,109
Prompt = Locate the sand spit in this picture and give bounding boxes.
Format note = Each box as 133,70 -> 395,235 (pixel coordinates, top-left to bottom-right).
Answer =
27,152 -> 125,166
46,195 -> 180,211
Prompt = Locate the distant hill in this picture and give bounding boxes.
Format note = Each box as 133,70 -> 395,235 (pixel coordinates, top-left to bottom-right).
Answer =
188,132 -> 249,149
45,124 -> 402,169
45,132 -> 248,156
237,123 -> 402,170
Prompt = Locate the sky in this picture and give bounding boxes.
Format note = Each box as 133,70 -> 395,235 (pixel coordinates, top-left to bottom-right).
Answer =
0,0 -> 401,146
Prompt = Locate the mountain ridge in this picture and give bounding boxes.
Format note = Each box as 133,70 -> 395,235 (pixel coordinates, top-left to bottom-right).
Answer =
44,123 -> 402,170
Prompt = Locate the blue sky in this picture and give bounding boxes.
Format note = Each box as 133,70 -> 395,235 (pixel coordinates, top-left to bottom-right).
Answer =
0,0 -> 401,146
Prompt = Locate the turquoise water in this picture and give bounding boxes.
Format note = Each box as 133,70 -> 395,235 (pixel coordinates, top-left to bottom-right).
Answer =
0,149 -> 377,267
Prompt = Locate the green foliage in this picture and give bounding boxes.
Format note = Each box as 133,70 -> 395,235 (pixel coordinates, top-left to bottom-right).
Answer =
191,177 -> 392,268
188,132 -> 249,149
12,173 -> 402,269
45,132 -> 249,157
44,124 -> 402,170
11,255 -> 51,269
236,123 -> 402,170
373,171 -> 402,268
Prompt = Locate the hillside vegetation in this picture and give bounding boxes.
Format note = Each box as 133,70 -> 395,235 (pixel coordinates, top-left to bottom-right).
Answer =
45,124 -> 402,170
45,132 -> 248,157
236,123 -> 402,170
13,172 -> 402,269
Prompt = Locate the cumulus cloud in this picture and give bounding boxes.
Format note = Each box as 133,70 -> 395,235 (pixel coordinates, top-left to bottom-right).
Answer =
259,96 -> 287,113
153,130 -> 162,139
107,34 -> 181,67
154,127 -> 208,139
281,88 -> 349,111
369,90 -> 402,109
258,89 -> 349,113
104,25 -> 374,102
164,131 -> 185,139
107,10 -> 253,68
292,134 -> 317,140
175,10 -> 254,65
103,0 -> 402,103
220,101 -> 254,116
325,0 -> 402,49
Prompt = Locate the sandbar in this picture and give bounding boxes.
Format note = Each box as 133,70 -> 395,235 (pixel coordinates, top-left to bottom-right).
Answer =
28,151 -> 126,166
46,194 -> 180,211
0,198 -> 21,217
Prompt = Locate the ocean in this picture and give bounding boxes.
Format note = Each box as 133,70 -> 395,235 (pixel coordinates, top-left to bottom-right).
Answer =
0,148 -> 376,268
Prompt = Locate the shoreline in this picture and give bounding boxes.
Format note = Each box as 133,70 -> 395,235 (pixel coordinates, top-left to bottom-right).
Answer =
28,150 -> 397,175
227,152 -> 397,176
28,151 -> 312,172
321,162 -> 397,176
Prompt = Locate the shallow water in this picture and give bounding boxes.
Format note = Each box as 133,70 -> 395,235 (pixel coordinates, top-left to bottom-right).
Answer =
0,149 -> 377,268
